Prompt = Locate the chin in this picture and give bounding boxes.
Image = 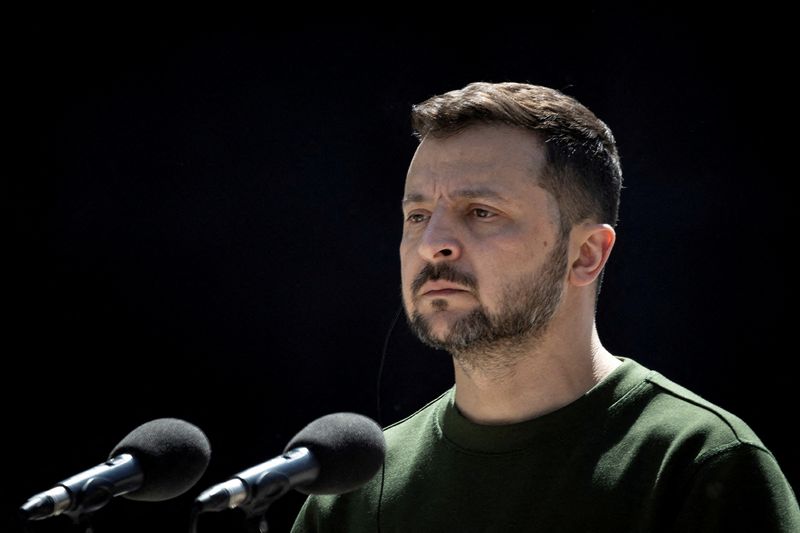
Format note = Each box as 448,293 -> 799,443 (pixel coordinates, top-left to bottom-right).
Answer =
421,312 -> 460,335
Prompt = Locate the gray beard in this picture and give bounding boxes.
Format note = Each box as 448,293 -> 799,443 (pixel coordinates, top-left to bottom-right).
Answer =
406,234 -> 568,372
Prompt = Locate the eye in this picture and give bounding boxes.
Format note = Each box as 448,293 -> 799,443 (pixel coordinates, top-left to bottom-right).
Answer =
405,212 -> 429,224
471,207 -> 496,219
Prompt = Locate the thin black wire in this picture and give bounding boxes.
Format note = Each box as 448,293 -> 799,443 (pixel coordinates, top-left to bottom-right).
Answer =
376,458 -> 386,533
188,507 -> 200,533
375,304 -> 403,427
375,304 -> 403,533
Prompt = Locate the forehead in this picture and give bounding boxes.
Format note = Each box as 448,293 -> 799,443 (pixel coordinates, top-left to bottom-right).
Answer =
404,124 -> 546,196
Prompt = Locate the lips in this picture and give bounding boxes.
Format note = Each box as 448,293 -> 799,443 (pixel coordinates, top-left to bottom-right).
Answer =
410,263 -> 478,298
419,281 -> 471,297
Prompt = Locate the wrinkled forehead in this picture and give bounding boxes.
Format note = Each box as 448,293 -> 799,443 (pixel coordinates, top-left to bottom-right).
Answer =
404,125 -> 547,197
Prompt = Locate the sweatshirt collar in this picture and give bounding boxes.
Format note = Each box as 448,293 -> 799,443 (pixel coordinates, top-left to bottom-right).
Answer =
436,357 -> 653,454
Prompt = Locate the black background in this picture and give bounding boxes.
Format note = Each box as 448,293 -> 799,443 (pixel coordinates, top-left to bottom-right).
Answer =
8,11 -> 793,533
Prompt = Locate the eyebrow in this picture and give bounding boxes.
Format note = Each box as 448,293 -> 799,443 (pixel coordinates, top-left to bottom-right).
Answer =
402,188 -> 509,206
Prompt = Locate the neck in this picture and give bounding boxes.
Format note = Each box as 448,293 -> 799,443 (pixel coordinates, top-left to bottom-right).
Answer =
452,312 -> 620,425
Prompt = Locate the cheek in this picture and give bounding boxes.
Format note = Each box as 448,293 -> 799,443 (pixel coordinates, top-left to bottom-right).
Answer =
399,248 -> 417,294
492,227 -> 543,261
471,241 -> 537,295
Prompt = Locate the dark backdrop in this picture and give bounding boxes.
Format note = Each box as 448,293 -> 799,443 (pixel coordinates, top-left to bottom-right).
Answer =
8,12 -> 793,533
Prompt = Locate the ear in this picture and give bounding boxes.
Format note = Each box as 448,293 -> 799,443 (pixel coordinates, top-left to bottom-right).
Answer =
568,223 -> 616,287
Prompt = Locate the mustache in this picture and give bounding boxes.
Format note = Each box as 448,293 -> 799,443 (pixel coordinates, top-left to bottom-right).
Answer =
411,262 -> 478,296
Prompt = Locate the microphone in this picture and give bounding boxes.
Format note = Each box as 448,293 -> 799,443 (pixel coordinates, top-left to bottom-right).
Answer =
194,412 -> 385,513
20,418 -> 211,521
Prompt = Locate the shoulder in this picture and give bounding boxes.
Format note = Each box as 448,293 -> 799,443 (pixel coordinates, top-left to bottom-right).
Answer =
602,363 -> 781,489
382,388 -> 451,448
632,370 -> 766,452
604,364 -> 800,527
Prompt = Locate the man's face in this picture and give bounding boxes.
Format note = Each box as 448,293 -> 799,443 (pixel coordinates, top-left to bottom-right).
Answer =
400,124 -> 568,358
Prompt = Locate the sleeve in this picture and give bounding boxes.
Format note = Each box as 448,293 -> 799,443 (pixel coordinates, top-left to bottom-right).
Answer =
673,443 -> 800,532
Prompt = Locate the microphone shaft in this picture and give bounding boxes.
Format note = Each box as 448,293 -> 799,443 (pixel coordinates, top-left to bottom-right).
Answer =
21,454 -> 143,520
196,447 -> 319,512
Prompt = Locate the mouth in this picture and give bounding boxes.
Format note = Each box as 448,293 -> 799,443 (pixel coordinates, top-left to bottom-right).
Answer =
419,281 -> 472,298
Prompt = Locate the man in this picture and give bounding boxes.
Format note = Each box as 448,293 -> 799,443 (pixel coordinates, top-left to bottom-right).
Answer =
291,82 -> 800,531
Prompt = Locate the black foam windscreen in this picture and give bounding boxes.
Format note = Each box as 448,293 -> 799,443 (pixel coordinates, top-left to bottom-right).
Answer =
284,412 -> 385,495
109,418 -> 211,501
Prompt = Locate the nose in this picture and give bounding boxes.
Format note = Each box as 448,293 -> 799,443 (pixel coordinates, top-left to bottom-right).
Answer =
418,211 -> 463,262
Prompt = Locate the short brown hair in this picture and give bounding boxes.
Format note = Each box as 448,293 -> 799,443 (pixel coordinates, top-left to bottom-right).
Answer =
411,82 -> 622,233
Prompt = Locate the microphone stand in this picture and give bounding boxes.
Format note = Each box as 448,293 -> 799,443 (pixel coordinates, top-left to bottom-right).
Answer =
238,471 -> 296,533
69,512 -> 96,533
243,514 -> 270,533
65,475 -> 125,533
191,471 -> 294,533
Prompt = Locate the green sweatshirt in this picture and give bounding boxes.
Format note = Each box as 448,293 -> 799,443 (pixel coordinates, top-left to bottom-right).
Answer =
291,358 -> 800,532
